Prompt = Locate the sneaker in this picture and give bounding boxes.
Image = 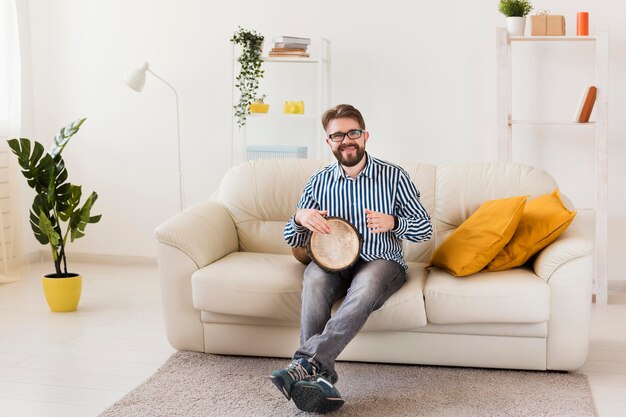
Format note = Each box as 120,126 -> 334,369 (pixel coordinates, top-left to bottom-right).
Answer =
269,358 -> 317,401
291,376 -> 345,413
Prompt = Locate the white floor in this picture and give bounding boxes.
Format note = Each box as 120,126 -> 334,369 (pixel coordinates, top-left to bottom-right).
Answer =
0,262 -> 625,417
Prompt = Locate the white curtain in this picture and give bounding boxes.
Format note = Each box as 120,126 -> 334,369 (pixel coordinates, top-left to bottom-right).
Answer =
0,0 -> 25,283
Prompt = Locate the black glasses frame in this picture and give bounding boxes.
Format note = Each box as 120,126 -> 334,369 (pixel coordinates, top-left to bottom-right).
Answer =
327,129 -> 365,142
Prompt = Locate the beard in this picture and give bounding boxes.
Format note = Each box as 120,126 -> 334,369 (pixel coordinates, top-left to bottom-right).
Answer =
333,142 -> 365,167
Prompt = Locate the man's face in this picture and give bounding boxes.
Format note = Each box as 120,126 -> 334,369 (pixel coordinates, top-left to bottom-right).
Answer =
325,118 -> 369,167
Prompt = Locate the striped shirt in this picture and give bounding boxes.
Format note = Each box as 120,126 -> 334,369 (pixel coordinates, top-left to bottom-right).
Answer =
284,153 -> 432,269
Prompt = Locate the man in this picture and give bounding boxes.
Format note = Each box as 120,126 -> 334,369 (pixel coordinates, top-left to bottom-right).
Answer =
270,104 -> 432,413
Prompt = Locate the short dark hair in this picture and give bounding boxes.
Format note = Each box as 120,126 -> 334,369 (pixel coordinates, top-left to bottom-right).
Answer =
321,104 -> 366,131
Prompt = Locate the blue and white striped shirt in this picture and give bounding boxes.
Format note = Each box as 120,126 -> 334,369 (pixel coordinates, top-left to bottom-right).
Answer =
284,154 -> 432,269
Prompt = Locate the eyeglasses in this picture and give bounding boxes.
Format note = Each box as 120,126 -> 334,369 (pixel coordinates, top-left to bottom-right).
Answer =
327,129 -> 365,142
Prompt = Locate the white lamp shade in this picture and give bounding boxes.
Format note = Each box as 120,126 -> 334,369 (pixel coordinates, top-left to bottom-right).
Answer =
124,62 -> 149,92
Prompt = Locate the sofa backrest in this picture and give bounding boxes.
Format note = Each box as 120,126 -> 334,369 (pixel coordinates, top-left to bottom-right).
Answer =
216,159 -> 557,263
216,159 -> 327,255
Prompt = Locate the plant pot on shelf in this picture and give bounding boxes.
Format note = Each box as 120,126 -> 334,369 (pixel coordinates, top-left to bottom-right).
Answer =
250,102 -> 270,113
42,273 -> 82,312
506,16 -> 526,36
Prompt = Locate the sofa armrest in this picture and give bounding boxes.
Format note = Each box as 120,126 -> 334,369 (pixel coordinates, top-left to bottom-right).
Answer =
533,210 -> 594,282
531,210 -> 595,370
154,201 -> 239,269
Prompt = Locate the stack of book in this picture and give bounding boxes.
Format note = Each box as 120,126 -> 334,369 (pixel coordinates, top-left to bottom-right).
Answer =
269,36 -> 311,58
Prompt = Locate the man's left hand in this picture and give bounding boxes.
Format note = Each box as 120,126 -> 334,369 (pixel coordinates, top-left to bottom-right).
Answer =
365,209 -> 395,234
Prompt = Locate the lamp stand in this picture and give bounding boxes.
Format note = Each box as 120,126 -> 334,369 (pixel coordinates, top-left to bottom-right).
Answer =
146,69 -> 184,211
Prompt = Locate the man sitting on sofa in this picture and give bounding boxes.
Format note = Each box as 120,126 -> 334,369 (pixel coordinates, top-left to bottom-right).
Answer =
269,104 -> 433,413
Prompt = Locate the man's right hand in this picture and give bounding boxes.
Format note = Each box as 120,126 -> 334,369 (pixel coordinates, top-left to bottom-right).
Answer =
295,209 -> 331,234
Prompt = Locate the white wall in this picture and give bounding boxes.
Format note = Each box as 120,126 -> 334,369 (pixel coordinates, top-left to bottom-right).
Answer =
19,0 -> 626,279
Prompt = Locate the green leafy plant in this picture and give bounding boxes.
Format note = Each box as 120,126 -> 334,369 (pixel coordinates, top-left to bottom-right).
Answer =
230,26 -> 265,128
7,118 -> 101,277
498,0 -> 533,17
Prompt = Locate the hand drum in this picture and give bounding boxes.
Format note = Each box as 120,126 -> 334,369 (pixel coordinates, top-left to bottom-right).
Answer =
306,217 -> 362,272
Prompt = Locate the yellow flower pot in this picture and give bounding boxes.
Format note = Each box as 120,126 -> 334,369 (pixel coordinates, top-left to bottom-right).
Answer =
42,273 -> 82,312
250,103 -> 270,113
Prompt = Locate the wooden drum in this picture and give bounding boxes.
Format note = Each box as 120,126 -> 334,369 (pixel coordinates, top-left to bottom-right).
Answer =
306,217 -> 362,272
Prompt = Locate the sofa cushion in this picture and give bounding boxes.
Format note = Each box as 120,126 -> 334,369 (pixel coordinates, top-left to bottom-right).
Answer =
429,196 -> 527,277
486,189 -> 576,272
424,268 -> 550,324
353,262 -> 428,331
192,252 -> 305,321
192,253 -> 429,331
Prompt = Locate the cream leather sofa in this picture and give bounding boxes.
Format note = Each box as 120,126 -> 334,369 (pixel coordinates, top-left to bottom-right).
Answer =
155,159 -> 593,371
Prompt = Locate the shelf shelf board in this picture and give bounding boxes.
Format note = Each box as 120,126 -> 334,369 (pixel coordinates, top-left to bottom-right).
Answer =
509,36 -> 596,42
262,56 -> 320,63
249,113 -> 318,120
509,120 -> 596,126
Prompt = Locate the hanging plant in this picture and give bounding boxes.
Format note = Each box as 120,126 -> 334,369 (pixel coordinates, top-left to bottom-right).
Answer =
230,27 -> 265,128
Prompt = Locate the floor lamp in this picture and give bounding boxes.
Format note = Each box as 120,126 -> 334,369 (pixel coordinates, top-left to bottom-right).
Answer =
124,62 -> 184,211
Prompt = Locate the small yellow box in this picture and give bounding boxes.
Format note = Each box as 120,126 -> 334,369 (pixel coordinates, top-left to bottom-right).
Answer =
284,101 -> 304,114
250,103 -> 270,113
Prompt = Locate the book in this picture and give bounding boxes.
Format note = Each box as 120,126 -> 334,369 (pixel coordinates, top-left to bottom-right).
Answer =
268,52 -> 311,58
269,49 -> 308,54
274,42 -> 309,49
573,86 -> 597,123
270,47 -> 308,53
272,36 -> 311,45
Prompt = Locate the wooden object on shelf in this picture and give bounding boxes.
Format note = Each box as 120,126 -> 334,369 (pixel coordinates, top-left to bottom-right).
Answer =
495,27 -> 609,305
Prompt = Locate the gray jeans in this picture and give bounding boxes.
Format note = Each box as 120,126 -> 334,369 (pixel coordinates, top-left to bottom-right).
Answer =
294,258 -> 406,383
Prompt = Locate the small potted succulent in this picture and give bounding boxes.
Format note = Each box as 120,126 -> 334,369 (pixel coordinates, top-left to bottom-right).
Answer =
498,0 -> 533,36
7,119 -> 101,312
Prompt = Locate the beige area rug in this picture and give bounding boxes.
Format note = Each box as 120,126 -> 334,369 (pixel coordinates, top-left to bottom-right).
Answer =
100,351 -> 597,417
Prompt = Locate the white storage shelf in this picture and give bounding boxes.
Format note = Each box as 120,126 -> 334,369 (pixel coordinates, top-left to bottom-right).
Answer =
496,28 -> 609,304
231,38 -> 331,165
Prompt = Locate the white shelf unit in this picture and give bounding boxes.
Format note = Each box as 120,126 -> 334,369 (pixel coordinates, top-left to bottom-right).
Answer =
231,38 -> 331,165
496,28 -> 609,304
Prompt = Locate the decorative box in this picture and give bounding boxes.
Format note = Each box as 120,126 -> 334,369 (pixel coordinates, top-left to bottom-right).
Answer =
250,103 -> 270,113
531,13 -> 566,36
284,101 -> 304,114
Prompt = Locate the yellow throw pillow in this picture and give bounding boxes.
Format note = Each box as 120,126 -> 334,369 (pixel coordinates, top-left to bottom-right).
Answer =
485,189 -> 576,272
429,196 -> 527,277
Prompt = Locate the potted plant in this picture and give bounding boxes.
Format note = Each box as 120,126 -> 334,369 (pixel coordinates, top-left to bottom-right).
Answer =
230,26 -> 265,127
250,94 -> 270,114
498,0 -> 533,36
7,118 -> 101,312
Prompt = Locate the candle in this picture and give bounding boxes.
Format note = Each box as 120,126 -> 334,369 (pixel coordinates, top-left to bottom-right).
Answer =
577,12 -> 589,36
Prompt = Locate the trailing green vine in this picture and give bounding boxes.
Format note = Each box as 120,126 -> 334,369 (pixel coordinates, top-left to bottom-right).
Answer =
231,27 -> 265,128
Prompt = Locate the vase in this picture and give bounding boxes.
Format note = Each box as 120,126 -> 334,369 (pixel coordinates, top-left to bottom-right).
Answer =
42,273 -> 82,312
506,17 -> 526,36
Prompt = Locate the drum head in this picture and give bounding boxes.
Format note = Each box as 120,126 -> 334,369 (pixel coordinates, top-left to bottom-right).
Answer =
307,217 -> 362,272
